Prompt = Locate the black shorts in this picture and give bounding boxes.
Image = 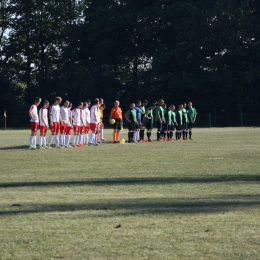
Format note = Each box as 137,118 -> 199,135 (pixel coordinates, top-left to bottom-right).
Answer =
176,124 -> 182,131
162,123 -> 168,131
113,119 -> 122,130
146,120 -> 153,130
188,122 -> 194,129
156,121 -> 162,130
167,124 -> 173,131
128,121 -> 136,131
183,122 -> 188,129
141,115 -> 145,124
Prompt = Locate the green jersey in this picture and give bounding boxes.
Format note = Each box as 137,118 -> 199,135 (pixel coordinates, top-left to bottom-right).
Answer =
176,110 -> 183,125
182,108 -> 188,123
140,105 -> 146,114
145,108 -> 153,123
187,108 -> 197,122
154,106 -> 164,122
165,109 -> 173,125
125,109 -> 137,122
171,111 -> 176,123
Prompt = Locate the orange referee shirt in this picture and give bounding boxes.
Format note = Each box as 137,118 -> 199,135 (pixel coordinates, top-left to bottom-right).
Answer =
110,107 -> 122,120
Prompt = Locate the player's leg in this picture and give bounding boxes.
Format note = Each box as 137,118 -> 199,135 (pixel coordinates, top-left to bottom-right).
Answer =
188,122 -> 194,140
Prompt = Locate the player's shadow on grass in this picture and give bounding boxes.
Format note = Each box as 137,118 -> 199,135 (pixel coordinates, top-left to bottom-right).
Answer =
0,145 -> 29,150
1,194 -> 260,216
1,174 -> 260,188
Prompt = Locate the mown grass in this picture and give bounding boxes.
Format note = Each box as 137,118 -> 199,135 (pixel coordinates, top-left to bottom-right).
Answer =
0,128 -> 260,260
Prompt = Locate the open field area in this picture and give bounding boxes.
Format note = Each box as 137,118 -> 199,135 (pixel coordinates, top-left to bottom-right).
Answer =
0,128 -> 260,260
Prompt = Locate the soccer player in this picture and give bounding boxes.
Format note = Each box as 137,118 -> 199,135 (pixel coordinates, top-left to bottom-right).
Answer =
154,99 -> 165,141
85,101 -> 91,145
79,102 -> 88,146
175,104 -> 183,140
60,100 -> 69,147
64,102 -> 73,148
134,100 -> 141,142
165,105 -> 175,141
139,99 -> 148,142
125,103 -> 137,143
170,105 -> 177,140
39,100 -> 49,149
28,97 -> 42,149
187,102 -> 197,140
99,98 -> 106,141
145,103 -> 156,142
109,100 -> 123,143
48,97 -> 63,148
72,101 -> 84,147
162,103 -> 167,141
90,98 -> 100,145
182,102 -> 188,140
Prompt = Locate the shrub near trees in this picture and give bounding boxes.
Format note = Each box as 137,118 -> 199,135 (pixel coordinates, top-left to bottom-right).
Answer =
0,0 -> 260,117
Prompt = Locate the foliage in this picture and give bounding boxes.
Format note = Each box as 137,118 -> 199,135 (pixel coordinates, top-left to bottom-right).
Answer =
0,0 -> 260,116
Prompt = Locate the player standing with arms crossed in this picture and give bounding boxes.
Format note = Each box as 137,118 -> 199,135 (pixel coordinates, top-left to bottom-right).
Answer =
28,97 -> 42,149
39,100 -> 49,149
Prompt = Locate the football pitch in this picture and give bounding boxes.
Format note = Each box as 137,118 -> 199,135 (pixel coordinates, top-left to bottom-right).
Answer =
0,128 -> 260,260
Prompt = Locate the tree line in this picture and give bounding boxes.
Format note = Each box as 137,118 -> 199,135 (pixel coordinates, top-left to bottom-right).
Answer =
0,0 -> 260,117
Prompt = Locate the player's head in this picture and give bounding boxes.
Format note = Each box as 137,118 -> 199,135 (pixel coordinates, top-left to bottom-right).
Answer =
94,98 -> 99,105
169,104 -> 174,110
130,103 -> 135,109
179,104 -> 183,110
35,97 -> 42,106
151,103 -> 156,109
55,96 -> 62,104
77,101 -> 83,108
172,105 -> 176,111
158,99 -> 164,106
83,102 -> 87,109
64,100 -> 69,108
136,100 -> 141,107
188,102 -> 192,108
99,98 -> 104,104
183,102 -> 186,108
142,99 -> 148,106
68,102 -> 72,109
43,100 -> 49,108
162,103 -> 166,109
86,99 -> 91,106
114,100 -> 120,107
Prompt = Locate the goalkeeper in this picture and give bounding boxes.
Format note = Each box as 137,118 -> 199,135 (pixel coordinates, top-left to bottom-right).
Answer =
109,100 -> 123,143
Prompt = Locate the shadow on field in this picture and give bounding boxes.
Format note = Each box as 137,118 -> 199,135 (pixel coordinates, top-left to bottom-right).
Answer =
1,194 -> 260,216
0,174 -> 260,188
0,145 -> 29,150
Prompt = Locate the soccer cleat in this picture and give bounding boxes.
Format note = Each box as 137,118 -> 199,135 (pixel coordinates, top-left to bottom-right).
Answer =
39,146 -> 45,149
148,139 -> 152,142
72,144 -> 77,148
101,138 -> 106,141
44,146 -> 51,149
65,145 -> 72,148
29,146 -> 35,150
56,145 -> 63,148
189,137 -> 194,140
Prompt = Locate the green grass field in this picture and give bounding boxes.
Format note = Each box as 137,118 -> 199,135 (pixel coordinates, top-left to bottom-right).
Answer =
0,128 -> 260,260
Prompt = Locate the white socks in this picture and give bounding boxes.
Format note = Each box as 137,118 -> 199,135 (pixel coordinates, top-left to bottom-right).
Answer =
55,135 -> 59,146
48,135 -> 53,145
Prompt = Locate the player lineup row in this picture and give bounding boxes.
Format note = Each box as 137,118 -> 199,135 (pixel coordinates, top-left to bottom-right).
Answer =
28,97 -> 197,149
